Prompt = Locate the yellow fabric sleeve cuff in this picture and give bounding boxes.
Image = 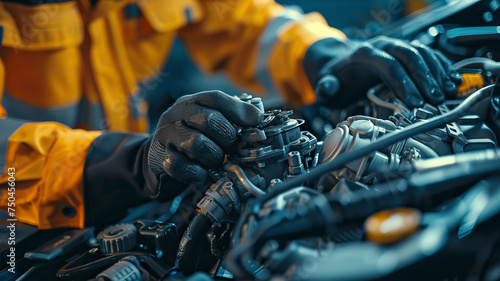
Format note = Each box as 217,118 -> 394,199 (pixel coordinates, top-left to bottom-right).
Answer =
269,12 -> 346,106
0,123 -> 101,229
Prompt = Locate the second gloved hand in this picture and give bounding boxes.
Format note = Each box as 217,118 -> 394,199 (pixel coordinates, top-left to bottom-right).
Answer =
148,90 -> 264,190
303,36 -> 463,108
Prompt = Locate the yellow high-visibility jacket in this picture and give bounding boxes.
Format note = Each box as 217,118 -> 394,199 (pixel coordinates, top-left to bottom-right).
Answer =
0,0 -> 345,229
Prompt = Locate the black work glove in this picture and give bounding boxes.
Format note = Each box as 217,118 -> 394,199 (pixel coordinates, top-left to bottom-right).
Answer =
147,90 -> 264,193
303,36 -> 463,109
83,91 -> 263,226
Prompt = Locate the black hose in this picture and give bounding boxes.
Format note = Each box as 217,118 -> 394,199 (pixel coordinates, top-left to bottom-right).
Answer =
257,85 -> 494,204
175,213 -> 218,275
224,164 -> 266,197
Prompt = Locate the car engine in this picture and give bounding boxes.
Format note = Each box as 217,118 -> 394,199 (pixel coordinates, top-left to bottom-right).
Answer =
3,1 -> 500,281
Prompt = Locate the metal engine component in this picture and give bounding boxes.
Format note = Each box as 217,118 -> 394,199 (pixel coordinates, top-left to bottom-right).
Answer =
97,223 -> 138,255
224,82 -> 500,281
132,220 -> 179,265
196,94 -> 320,224
96,256 -> 142,281
229,95 -> 317,184
317,115 -> 437,191
197,179 -> 240,223
317,96 -> 498,193
391,102 -> 497,154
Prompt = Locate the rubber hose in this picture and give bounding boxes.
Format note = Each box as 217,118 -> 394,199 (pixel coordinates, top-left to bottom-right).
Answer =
175,213 -> 218,275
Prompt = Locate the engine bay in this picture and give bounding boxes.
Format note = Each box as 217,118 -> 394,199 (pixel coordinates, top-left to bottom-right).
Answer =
3,1 -> 500,281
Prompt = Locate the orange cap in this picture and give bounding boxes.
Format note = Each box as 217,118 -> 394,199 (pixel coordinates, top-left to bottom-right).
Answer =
457,73 -> 485,97
364,208 -> 421,245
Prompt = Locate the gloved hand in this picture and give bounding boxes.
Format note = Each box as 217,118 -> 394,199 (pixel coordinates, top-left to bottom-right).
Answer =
147,90 -> 264,192
83,91 -> 263,226
303,36 -> 463,108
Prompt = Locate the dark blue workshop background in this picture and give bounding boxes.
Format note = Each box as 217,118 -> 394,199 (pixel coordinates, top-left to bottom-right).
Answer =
144,0 -> 440,131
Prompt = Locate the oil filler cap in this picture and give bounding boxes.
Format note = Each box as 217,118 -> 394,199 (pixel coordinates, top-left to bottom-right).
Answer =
364,208 -> 421,245
97,223 -> 137,254
349,120 -> 374,137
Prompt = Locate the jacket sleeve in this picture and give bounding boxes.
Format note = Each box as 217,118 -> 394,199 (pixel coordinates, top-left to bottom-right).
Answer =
178,0 -> 346,106
0,119 -> 101,229
0,62 -> 103,229
0,0 -> 155,229
0,62 -> 151,229
0,0 -> 99,229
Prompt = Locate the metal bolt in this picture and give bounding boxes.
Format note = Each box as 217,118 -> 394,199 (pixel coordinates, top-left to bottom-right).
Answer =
288,151 -> 302,167
251,97 -> 264,112
239,93 -> 253,101
269,179 -> 283,192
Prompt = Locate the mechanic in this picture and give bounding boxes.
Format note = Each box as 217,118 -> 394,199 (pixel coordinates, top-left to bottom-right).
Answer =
0,0 -> 462,229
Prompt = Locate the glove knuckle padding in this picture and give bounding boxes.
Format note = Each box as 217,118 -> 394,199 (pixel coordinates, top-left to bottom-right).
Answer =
193,89 -> 223,100
177,132 -> 203,155
391,44 -> 423,65
182,133 -> 223,165
164,151 -> 192,176
365,48 -> 425,108
176,94 -> 194,106
382,41 -> 449,106
185,105 -> 211,128
370,48 -> 399,73
195,90 -> 263,127
353,45 -> 399,73
183,104 -> 237,146
389,45 -> 442,90
370,35 -> 391,44
198,138 -> 225,169
413,43 -> 433,55
163,149 -> 207,184
388,44 -> 437,84
412,44 -> 437,65
333,43 -> 422,108
206,112 -> 237,143
158,102 -> 185,125
415,44 -> 458,96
